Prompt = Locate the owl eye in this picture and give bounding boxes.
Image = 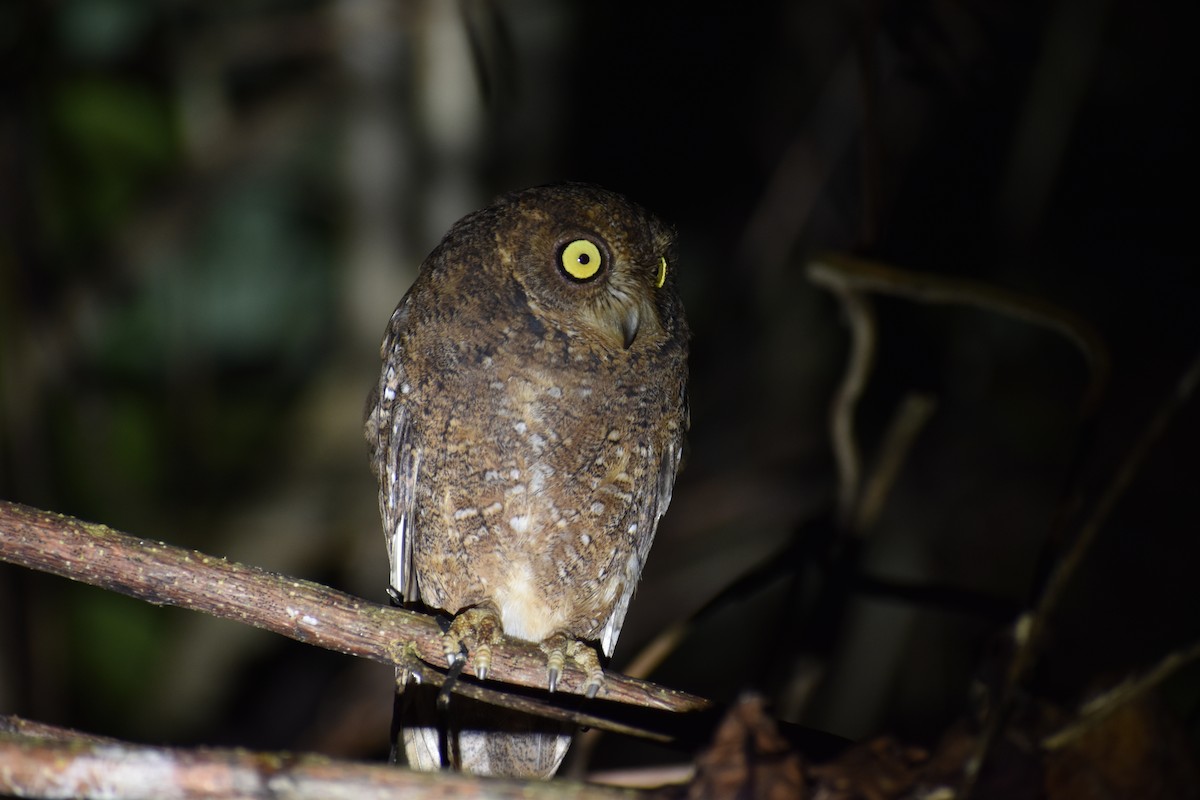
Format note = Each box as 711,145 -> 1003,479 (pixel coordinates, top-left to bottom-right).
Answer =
656,256 -> 668,288
559,239 -> 604,282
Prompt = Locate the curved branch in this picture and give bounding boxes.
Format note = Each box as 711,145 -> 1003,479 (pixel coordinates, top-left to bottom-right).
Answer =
807,254 -> 1110,416
818,279 -> 877,528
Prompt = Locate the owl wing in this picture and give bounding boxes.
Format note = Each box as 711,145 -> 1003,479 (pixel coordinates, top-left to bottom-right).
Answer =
598,400 -> 687,658
364,298 -> 421,604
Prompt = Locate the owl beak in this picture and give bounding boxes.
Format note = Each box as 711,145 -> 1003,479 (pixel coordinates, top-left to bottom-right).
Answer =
621,307 -> 641,349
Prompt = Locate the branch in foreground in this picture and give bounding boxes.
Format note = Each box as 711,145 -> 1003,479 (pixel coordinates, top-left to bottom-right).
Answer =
0,501 -> 709,740
0,719 -> 645,800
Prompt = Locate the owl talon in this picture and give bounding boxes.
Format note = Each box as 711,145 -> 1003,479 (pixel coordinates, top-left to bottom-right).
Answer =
473,642 -> 493,681
541,634 -> 605,697
443,642 -> 465,665
544,640 -> 567,693
443,606 -> 503,680
568,639 -> 605,699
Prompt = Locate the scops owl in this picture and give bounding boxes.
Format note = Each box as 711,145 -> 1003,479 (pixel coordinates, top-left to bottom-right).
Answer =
364,183 -> 689,778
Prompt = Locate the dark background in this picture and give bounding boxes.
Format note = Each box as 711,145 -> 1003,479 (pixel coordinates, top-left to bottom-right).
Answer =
2,0 -> 1196,772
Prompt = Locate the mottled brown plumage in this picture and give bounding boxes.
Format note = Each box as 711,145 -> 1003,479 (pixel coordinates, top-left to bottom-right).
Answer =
365,183 -> 688,777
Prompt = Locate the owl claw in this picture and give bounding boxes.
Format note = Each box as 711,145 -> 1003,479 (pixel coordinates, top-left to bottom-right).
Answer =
446,611 -> 607,696
570,639 -> 605,699
443,606 -> 502,680
545,641 -> 567,693
541,634 -> 605,697
472,642 -> 493,681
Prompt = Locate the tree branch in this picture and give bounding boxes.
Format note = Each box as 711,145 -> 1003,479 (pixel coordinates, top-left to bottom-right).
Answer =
0,718 -> 645,800
0,501 -> 710,739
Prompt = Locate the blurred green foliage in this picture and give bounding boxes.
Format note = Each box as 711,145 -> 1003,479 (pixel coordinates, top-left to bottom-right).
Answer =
69,590 -> 166,722
57,0 -> 156,60
46,78 -> 175,238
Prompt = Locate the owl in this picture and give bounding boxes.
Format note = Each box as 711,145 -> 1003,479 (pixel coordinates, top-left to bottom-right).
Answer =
364,182 -> 689,778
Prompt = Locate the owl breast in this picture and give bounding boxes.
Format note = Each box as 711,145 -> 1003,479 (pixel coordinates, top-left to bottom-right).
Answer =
409,323 -> 664,647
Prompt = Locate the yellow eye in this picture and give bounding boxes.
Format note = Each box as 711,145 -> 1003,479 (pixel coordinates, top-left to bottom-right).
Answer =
656,256 -> 668,288
559,239 -> 603,282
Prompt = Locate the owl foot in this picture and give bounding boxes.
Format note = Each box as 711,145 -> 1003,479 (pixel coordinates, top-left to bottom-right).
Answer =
541,633 -> 605,698
443,606 -> 505,681
444,609 -> 605,698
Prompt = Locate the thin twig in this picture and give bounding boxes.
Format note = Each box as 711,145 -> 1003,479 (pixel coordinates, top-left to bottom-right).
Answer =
808,252 -> 1110,539
962,351 -> 1200,797
1003,352 -> 1200,693
807,254 -> 1110,415
0,501 -> 710,735
811,278 -> 877,527
854,393 -> 938,533
1042,639 -> 1200,751
0,715 -> 120,745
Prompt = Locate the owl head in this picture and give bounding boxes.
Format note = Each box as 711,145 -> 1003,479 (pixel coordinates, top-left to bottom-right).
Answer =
470,182 -> 684,353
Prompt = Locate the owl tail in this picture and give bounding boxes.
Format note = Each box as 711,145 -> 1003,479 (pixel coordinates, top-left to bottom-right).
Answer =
393,672 -> 574,779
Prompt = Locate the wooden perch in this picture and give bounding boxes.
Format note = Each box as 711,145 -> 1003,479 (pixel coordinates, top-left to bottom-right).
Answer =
0,501 -> 709,742
0,716 -> 642,800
